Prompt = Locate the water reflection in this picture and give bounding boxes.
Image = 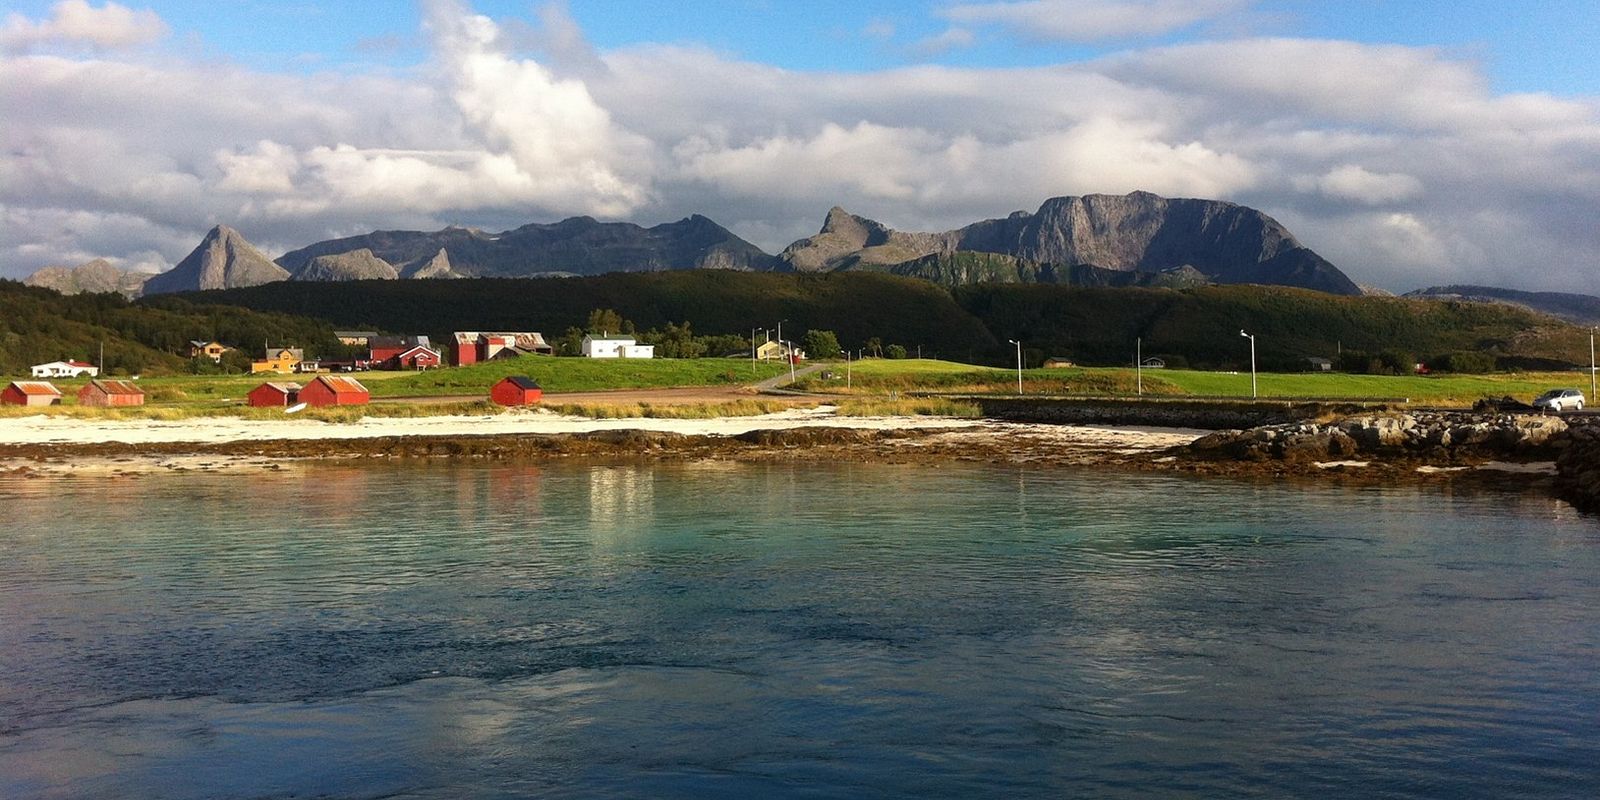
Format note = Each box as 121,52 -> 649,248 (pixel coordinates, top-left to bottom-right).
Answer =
1,462 -> 1597,799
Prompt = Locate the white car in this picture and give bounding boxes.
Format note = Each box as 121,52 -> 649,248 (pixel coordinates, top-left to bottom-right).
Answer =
1532,388 -> 1585,412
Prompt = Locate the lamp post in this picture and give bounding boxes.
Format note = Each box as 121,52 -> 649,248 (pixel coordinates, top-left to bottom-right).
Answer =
1240,329 -> 1257,399
1136,337 -> 1142,396
1008,339 -> 1023,395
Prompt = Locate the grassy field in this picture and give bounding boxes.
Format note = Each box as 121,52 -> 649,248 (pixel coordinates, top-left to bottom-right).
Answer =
796,358 -> 1588,407
0,357 -> 796,419
366,356 -> 789,397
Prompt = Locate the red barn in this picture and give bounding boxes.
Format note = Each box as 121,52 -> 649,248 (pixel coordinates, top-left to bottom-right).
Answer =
2,381 -> 62,406
393,345 -> 442,370
78,379 -> 144,407
490,376 -> 543,406
247,381 -> 301,407
299,375 -> 369,406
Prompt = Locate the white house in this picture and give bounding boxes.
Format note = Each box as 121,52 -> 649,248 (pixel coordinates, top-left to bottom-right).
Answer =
581,334 -> 655,359
31,360 -> 99,378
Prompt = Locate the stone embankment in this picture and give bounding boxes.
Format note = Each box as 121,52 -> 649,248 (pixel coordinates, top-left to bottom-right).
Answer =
1555,424 -> 1600,512
1187,412 -> 1573,463
971,397 -> 1387,430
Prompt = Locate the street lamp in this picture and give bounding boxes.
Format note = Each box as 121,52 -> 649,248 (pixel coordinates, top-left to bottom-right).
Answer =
1007,339 -> 1023,395
1590,326 -> 1596,401
1239,329 -> 1257,399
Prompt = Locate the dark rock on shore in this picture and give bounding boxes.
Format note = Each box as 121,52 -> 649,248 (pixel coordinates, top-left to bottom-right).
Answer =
1189,412 -> 1576,463
1555,424 -> 1600,512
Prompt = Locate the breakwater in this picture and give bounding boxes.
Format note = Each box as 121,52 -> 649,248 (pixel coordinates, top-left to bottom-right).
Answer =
967,396 -> 1387,429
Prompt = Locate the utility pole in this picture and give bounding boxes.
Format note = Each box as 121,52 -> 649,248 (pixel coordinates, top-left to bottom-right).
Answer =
1591,326 -> 1596,401
1136,337 -> 1142,396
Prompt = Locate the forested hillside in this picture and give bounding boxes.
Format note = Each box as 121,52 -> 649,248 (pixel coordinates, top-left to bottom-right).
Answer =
184,271 -> 1002,359
0,281 -> 344,376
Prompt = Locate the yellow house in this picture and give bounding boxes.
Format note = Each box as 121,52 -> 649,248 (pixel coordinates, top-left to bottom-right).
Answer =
756,340 -> 804,361
251,347 -> 304,374
189,340 -> 232,362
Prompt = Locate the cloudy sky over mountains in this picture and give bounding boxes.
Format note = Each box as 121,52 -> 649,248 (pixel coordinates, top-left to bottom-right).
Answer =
3,0 -> 1598,292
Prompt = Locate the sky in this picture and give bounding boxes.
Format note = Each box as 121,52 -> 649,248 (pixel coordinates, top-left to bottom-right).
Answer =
3,0 -> 1598,293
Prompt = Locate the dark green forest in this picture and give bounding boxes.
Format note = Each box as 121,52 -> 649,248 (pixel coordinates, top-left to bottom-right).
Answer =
4,273 -> 1591,376
0,280 -> 346,375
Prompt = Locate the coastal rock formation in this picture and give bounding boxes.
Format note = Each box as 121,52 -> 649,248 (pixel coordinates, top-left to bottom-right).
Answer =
292,248 -> 399,282
1555,424 -> 1600,511
276,215 -> 778,278
1189,412 -> 1573,462
779,191 -> 1362,295
23,258 -> 150,298
143,225 -> 289,295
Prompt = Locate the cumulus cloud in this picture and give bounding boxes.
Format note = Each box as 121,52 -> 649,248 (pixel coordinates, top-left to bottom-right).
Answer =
0,0 -> 166,52
3,1 -> 1600,294
942,0 -> 1252,43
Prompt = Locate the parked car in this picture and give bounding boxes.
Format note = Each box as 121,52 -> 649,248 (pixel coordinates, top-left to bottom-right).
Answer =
1532,388 -> 1585,412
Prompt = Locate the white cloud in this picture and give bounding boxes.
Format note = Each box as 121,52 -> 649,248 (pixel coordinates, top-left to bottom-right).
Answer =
906,27 -> 975,59
943,0 -> 1251,43
0,0 -> 166,53
3,2 -> 1600,294
1295,165 -> 1424,205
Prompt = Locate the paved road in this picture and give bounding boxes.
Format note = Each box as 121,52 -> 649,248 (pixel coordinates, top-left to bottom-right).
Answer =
754,363 -> 826,392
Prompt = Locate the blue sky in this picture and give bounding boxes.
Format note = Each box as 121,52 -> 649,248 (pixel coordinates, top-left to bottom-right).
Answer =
4,1 -> 1600,293
7,0 -> 1595,95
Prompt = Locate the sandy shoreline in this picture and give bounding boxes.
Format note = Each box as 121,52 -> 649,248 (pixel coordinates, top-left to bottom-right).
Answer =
0,405 -> 986,445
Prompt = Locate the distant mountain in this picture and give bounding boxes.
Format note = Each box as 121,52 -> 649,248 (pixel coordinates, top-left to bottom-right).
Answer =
276,215 -> 779,278
846,251 -> 1211,289
780,191 -> 1361,295
143,225 -> 289,295
292,248 -> 399,282
23,258 -> 150,297
399,248 -> 460,279
1405,285 -> 1600,326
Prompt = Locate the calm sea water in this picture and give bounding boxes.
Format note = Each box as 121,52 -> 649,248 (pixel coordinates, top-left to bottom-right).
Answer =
1,461 -> 1597,799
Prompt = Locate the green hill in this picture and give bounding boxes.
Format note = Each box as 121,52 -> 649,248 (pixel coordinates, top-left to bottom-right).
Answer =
0,280 -> 347,376
13,272 -> 1579,377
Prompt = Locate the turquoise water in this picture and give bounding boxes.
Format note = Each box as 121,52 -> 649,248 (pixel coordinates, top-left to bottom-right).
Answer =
1,462 -> 1597,798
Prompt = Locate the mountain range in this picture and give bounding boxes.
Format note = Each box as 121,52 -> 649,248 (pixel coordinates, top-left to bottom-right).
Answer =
1405,285 -> 1600,326
23,192 -> 1370,296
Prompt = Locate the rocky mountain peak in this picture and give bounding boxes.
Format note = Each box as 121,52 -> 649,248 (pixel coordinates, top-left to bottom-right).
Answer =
143,225 -> 289,295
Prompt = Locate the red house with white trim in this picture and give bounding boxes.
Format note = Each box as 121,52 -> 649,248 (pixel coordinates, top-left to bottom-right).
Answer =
490,376 -> 543,406
299,375 -> 369,406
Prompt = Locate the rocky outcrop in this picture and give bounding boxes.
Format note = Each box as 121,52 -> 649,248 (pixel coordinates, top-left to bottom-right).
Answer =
1189,412 -> 1573,463
276,214 -> 779,278
399,248 -> 459,279
23,258 -> 150,297
292,248 -> 399,281
779,191 -> 1361,295
143,225 -> 289,294
1555,424 -> 1600,511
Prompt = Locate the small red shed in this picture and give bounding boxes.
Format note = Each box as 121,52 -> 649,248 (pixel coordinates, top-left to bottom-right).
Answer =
247,381 -> 302,407
394,345 -> 442,370
78,379 -> 144,407
2,381 -> 62,406
490,375 -> 543,406
299,375 -> 369,407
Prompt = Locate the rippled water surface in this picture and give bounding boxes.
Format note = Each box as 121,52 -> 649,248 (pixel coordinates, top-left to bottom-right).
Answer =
2,462 -> 1598,798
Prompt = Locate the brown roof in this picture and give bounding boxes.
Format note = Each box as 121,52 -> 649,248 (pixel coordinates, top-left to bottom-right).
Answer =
258,382 -> 302,393
315,375 -> 368,394
88,379 -> 143,396
8,381 -> 61,396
